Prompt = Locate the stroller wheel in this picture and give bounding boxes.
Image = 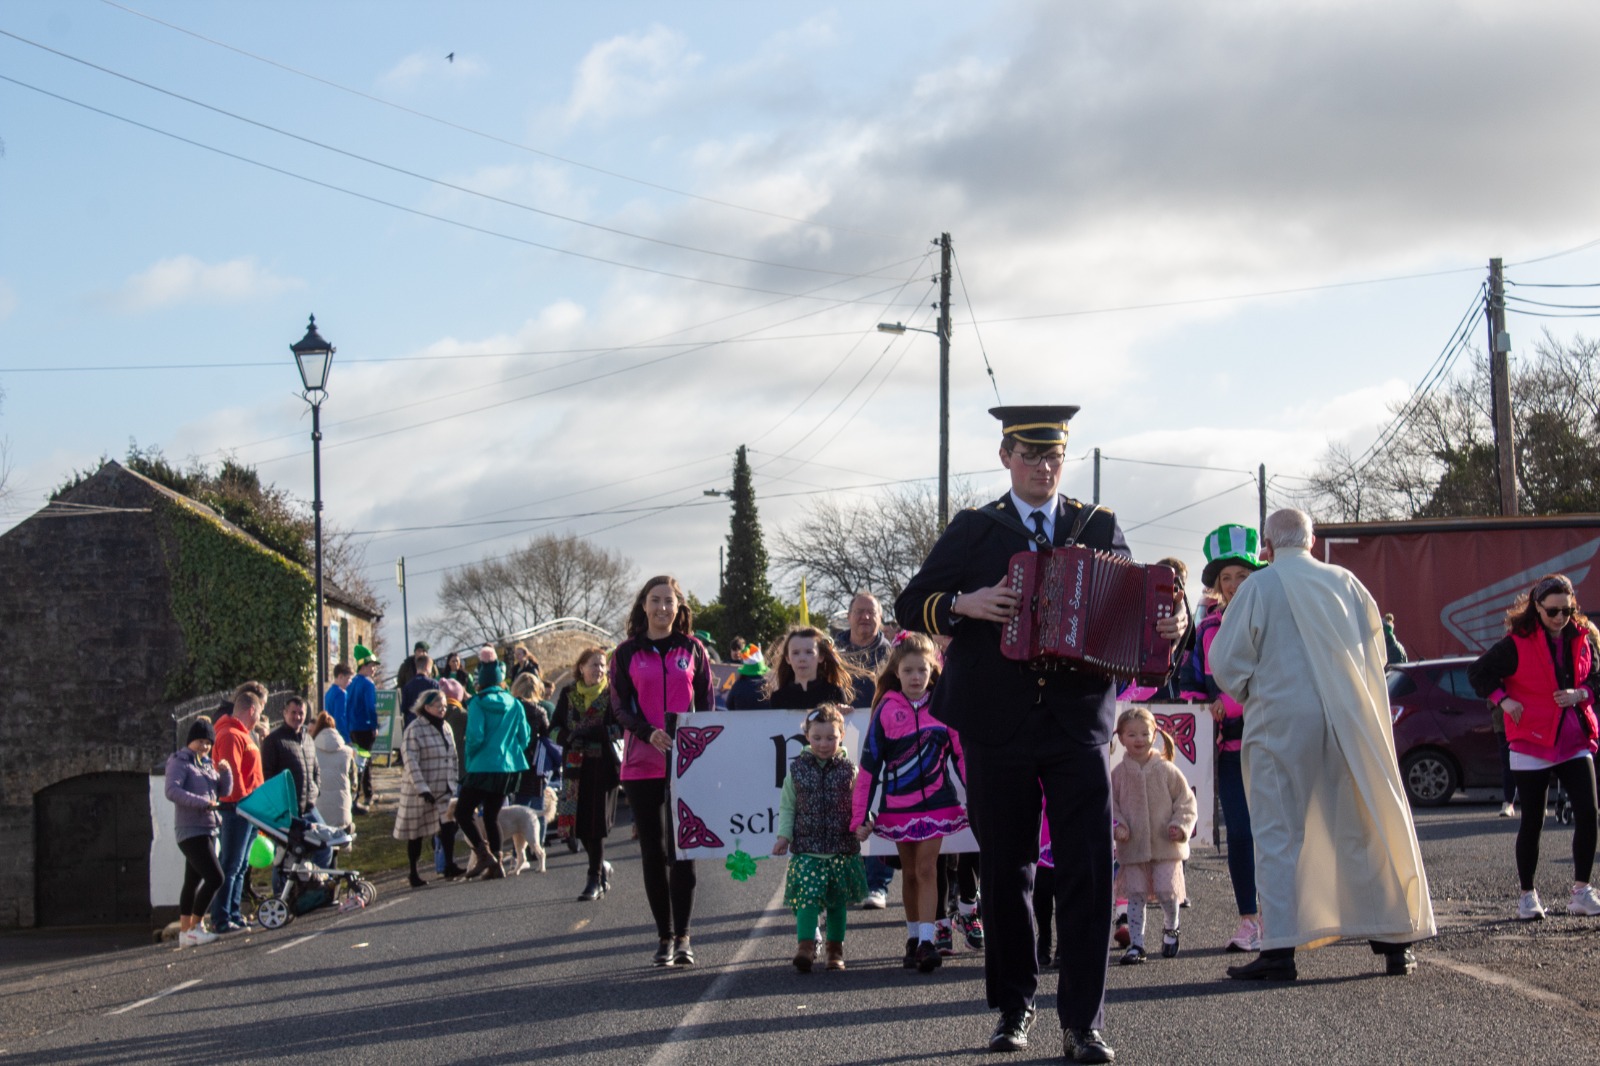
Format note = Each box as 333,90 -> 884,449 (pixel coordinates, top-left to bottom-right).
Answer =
257,897 -> 292,930
354,879 -> 378,907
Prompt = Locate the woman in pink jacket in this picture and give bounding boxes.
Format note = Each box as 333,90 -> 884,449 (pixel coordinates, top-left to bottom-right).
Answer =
1469,573 -> 1600,921
610,574 -> 712,967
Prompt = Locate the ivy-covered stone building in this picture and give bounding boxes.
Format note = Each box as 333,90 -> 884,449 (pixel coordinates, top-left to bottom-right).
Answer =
0,461 -> 380,928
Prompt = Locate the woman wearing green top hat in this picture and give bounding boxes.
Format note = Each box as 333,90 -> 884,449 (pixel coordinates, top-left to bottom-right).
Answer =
1195,524 -> 1267,953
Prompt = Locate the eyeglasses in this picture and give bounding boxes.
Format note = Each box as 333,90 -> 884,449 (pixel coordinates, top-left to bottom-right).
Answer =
1539,604 -> 1576,618
1011,449 -> 1067,468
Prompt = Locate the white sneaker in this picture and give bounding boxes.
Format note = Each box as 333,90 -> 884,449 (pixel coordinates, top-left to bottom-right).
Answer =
1568,885 -> 1600,916
1225,916 -> 1261,952
1517,890 -> 1547,921
1499,803 -> 1516,818
863,889 -> 888,910
180,927 -> 218,947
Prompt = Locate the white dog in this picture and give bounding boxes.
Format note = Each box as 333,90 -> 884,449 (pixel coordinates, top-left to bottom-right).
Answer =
449,789 -> 557,875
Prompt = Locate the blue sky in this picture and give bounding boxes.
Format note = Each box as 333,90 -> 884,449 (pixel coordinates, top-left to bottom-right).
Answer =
4,0 -> 1600,650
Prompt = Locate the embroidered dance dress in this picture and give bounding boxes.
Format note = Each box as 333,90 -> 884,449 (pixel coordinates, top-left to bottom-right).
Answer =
852,690 -> 968,841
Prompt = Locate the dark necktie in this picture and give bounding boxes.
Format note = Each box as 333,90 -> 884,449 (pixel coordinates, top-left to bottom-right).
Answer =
1030,511 -> 1047,544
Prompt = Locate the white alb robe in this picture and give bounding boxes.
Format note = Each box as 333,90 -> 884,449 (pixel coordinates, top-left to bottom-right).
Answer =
1209,546 -> 1435,950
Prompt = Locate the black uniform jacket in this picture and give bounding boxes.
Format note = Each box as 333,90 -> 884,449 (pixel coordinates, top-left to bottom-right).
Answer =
895,493 -> 1130,748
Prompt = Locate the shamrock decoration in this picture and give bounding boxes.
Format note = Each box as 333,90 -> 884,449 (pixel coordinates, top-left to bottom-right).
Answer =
725,838 -> 766,882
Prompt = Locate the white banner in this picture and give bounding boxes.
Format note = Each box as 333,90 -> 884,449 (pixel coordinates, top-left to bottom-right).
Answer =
669,704 -> 1214,861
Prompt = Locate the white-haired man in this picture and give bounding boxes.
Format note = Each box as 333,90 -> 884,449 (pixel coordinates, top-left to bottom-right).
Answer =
1209,508 -> 1436,980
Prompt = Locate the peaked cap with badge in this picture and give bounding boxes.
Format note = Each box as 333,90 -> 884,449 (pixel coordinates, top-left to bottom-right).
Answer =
990,404 -> 1080,447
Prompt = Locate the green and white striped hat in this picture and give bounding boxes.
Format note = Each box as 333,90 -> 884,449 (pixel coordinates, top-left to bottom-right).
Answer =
1201,524 -> 1265,589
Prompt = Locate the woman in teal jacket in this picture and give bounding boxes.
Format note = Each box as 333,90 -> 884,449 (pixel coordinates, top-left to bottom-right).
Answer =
454,646 -> 530,879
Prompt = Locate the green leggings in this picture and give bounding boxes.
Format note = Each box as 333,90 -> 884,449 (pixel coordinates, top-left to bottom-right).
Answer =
795,902 -> 849,942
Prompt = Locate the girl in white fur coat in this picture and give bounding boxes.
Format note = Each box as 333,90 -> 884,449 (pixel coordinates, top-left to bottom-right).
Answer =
1111,707 -> 1198,963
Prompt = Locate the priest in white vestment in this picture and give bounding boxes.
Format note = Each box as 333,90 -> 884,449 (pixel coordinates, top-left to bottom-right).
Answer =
1209,508 -> 1436,980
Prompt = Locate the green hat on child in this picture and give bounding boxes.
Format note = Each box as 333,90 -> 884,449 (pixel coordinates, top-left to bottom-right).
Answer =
1201,524 -> 1266,589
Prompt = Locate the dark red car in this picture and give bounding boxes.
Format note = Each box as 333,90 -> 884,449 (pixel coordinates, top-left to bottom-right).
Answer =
1387,657 -> 1501,806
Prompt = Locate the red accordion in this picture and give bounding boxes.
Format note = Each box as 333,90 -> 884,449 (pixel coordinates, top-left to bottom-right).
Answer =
999,545 -> 1177,684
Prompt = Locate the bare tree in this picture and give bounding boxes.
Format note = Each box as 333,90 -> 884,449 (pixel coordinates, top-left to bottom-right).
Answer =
773,480 -> 982,616
1306,331 -> 1600,520
424,533 -> 635,648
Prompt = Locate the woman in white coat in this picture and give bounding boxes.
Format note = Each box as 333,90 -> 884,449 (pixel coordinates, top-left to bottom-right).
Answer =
311,712 -> 356,834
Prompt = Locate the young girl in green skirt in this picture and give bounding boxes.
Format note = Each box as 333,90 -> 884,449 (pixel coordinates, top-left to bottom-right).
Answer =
773,704 -> 868,971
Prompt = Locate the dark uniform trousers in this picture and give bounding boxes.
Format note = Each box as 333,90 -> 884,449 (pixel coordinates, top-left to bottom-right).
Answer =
896,492 -> 1129,1034
966,704 -> 1112,1032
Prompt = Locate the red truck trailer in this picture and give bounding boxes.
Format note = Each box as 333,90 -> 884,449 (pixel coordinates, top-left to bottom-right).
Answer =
1314,514 -> 1600,660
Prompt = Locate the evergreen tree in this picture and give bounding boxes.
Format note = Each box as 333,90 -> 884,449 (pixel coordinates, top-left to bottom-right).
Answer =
720,445 -> 785,644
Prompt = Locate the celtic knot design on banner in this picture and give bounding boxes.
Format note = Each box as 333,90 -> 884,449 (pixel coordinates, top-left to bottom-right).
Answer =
677,799 -> 725,851
675,725 -> 724,777
1154,711 -> 1197,764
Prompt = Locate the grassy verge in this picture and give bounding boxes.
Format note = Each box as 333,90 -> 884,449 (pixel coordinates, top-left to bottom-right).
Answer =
347,806 -> 409,879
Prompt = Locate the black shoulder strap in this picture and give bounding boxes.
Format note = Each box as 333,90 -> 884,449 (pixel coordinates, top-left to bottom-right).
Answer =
1062,501 -> 1102,546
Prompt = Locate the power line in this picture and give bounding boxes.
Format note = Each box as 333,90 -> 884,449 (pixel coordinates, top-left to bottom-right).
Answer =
246,275 -> 924,467
0,29 -> 905,283
1345,285 -> 1486,477
1121,478 -> 1258,533
950,242 -> 1003,404
1100,455 -> 1256,476
1503,294 -> 1600,310
0,327 -> 918,374
0,72 -> 910,305
97,0 -> 905,241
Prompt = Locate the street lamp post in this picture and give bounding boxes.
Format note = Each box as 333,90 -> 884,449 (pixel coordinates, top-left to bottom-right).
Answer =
291,315 -> 335,712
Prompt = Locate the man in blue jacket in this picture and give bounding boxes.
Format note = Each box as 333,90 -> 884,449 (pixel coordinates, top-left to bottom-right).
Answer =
347,652 -> 380,808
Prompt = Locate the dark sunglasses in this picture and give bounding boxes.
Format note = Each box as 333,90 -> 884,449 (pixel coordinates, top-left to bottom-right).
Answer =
1539,604 -> 1576,618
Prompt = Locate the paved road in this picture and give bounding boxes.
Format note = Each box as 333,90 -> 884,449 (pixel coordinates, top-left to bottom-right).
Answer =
3,797 -> 1598,1064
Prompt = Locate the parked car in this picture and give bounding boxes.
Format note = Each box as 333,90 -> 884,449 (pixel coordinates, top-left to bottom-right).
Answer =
1387,657 -> 1501,806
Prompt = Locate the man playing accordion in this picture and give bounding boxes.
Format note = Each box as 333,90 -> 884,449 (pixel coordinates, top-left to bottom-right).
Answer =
896,405 -> 1186,1065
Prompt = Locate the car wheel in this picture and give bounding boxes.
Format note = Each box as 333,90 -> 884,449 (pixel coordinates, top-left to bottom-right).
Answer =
1401,748 -> 1458,807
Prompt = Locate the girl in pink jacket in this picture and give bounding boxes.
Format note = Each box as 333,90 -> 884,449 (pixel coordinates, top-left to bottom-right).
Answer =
1111,707 -> 1198,964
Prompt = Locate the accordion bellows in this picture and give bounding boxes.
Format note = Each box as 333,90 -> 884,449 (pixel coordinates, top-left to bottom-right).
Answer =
1001,545 -> 1177,684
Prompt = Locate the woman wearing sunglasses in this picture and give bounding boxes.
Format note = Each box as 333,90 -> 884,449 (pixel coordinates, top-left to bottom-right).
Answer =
1469,573 -> 1600,920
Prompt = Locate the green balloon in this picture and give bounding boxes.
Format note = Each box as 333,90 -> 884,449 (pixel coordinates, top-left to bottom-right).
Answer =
248,833 -> 275,869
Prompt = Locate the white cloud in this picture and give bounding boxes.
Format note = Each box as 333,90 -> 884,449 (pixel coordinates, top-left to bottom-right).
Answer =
377,50 -> 485,90
561,26 -> 699,127
108,256 -> 303,313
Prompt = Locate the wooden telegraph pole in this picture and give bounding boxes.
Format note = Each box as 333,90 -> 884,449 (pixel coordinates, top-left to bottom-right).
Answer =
1486,259 -> 1518,515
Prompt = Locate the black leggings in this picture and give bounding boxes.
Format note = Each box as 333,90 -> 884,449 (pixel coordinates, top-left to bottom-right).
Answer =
937,851 -> 981,915
455,787 -> 505,856
623,778 -> 696,938
1034,864 -> 1058,955
1513,757 -> 1598,890
178,835 -> 225,918
584,835 -> 606,878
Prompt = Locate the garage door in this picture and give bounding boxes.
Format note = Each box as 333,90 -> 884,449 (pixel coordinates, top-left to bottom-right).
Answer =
34,773 -> 152,926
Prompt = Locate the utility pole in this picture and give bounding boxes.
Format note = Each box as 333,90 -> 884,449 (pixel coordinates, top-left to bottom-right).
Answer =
1258,464 -> 1268,532
1486,258 -> 1518,516
396,557 -> 409,654
1093,448 -> 1102,505
937,232 -> 952,530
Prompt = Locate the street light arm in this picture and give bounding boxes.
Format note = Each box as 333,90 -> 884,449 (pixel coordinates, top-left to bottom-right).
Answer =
876,321 -> 938,336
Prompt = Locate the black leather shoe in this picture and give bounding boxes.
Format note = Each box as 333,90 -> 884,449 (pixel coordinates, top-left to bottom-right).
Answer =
1064,1028 -> 1115,1063
1384,947 -> 1417,976
1226,953 -> 1298,981
577,874 -> 602,902
987,1007 -> 1035,1052
915,939 -> 941,972
600,861 -> 613,891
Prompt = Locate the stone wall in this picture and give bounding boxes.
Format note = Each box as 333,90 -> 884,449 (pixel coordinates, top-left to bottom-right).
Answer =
0,467 -> 187,927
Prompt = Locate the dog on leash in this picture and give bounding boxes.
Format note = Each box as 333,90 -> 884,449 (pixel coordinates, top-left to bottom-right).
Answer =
446,788 -> 557,875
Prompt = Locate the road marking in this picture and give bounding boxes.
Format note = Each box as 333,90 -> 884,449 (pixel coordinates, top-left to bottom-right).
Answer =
266,933 -> 319,955
266,895 -> 406,952
105,978 -> 201,1016
645,880 -> 788,1066
1429,956 -> 1582,1010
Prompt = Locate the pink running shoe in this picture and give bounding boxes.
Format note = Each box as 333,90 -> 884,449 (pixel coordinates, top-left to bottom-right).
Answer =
1225,917 -> 1262,953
